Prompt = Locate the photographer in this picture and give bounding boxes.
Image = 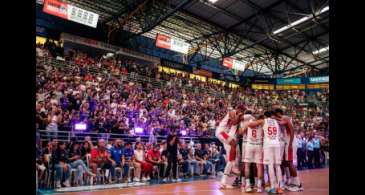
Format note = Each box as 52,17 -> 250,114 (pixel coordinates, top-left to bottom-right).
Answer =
164,128 -> 180,182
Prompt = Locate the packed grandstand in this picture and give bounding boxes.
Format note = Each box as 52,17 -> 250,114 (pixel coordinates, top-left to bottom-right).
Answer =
36,40 -> 329,189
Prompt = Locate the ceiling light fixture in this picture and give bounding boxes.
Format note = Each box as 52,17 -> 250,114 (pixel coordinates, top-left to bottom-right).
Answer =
273,6 -> 329,35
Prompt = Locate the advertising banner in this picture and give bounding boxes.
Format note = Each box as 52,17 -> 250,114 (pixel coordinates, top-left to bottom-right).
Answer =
223,57 -> 245,72
155,33 -> 190,54
309,76 -> 329,83
43,0 -> 99,28
276,78 -> 302,85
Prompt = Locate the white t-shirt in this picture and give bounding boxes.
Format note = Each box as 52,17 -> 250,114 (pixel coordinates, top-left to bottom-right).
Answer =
134,150 -> 144,162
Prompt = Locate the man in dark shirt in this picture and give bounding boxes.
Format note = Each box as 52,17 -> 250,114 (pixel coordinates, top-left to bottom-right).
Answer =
164,129 -> 179,181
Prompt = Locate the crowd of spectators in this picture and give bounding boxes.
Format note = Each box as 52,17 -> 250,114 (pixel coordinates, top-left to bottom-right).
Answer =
36,135 -> 227,188
36,44 -> 329,189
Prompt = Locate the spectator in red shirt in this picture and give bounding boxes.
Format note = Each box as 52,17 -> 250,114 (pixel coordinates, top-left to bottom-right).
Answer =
146,144 -> 165,179
90,139 -> 116,183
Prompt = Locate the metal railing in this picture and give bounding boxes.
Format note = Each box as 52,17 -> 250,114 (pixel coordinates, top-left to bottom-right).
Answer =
38,130 -> 219,144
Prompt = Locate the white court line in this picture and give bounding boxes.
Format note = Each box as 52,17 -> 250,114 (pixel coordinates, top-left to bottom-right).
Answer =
119,189 -> 224,195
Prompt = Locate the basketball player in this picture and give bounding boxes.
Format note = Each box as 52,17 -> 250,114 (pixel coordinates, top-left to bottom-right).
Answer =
274,108 -> 303,192
215,105 -> 246,189
248,111 -> 284,194
238,110 -> 255,191
239,111 -> 264,192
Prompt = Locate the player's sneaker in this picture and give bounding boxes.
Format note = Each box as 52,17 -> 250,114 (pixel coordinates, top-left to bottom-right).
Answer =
257,187 -> 263,193
286,184 -> 303,192
276,187 -> 284,194
245,186 -> 253,192
134,178 -> 140,182
240,186 -> 245,192
162,178 -> 168,182
142,177 -> 147,182
268,187 -> 277,194
219,183 -> 234,189
63,180 -> 70,187
56,181 -> 61,188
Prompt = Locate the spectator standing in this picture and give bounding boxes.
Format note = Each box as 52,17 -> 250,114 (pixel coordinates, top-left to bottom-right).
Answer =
164,130 -> 179,181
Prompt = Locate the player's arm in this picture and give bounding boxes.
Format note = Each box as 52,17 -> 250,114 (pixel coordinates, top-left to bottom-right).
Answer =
238,123 -> 248,135
247,119 -> 264,128
285,117 -> 295,146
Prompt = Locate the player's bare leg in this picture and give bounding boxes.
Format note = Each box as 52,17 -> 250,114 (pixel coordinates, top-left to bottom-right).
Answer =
256,163 -> 264,192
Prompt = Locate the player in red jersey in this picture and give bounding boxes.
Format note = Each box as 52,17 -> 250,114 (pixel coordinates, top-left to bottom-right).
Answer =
216,105 -> 246,189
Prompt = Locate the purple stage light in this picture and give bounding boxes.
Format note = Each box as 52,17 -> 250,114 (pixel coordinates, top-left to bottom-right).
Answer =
75,123 -> 87,131
180,130 -> 187,136
134,127 -> 144,134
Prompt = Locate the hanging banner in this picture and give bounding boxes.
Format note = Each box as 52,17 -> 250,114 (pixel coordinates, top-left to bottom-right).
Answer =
155,33 -> 190,54
43,0 -> 99,28
276,78 -> 302,85
222,57 -> 245,72
309,76 -> 329,83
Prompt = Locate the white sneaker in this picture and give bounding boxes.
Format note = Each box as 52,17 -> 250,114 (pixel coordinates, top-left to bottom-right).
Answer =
162,178 -> 168,182
257,187 -> 263,193
171,178 -> 177,182
56,181 -> 61,188
142,177 -> 147,182
240,186 -> 245,192
146,176 -> 151,181
245,186 -> 253,192
219,183 -> 234,189
63,180 -> 70,187
134,178 -> 140,182
128,178 -> 132,183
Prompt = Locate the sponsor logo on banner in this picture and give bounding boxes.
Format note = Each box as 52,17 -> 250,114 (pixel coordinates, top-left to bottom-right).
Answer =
156,34 -> 171,49
276,78 -> 302,85
155,34 -> 189,54
43,0 -> 99,28
43,0 -> 68,19
309,76 -> 329,83
223,58 -> 245,71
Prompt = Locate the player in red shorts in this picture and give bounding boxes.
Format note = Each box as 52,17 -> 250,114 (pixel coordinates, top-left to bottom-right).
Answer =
274,108 -> 303,192
215,105 -> 246,189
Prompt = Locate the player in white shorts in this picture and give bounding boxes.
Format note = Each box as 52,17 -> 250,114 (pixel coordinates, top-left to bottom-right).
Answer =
274,108 -> 303,192
248,111 -> 284,194
240,113 -> 264,193
215,105 -> 246,189
237,110 -> 255,191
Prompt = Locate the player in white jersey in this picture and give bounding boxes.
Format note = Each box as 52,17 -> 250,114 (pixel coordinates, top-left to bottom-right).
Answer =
274,108 -> 303,192
237,110 -> 255,191
248,111 -> 284,194
215,105 -> 246,189
240,113 -> 264,193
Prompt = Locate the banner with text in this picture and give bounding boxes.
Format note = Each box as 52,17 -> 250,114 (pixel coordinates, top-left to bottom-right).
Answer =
43,0 -> 99,28
309,76 -> 329,83
222,58 -> 245,72
276,78 -> 302,85
155,34 -> 190,54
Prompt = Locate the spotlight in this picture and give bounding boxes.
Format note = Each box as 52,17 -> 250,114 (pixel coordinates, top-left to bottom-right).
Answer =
180,130 -> 187,136
75,122 -> 87,131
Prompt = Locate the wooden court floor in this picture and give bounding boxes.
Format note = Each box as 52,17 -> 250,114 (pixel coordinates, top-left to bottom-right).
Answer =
57,168 -> 329,195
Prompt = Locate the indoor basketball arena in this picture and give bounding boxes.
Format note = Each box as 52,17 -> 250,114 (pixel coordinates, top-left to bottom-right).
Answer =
36,0 -> 329,194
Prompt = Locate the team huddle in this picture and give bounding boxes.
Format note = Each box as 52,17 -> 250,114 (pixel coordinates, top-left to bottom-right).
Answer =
216,105 -> 303,194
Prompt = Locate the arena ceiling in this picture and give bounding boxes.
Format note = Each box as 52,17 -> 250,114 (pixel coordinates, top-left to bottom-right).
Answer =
54,0 -> 329,77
